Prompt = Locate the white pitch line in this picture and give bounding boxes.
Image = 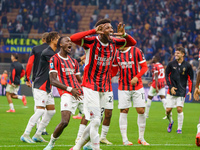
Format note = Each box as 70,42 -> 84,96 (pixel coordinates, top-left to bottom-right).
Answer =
0,144 -> 195,147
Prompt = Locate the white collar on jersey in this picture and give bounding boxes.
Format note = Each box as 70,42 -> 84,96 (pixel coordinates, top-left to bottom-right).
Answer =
120,47 -> 131,53
96,36 -> 109,46
58,53 -> 69,60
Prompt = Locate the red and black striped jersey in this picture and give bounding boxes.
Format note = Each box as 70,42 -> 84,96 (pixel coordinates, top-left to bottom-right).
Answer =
25,43 -> 49,82
49,53 -> 83,96
34,46 -> 57,93
9,61 -> 25,85
113,46 -> 147,90
151,62 -> 165,89
82,36 -> 127,92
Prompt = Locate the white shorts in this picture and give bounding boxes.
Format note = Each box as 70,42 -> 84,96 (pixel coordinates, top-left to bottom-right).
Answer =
6,84 -> 20,95
60,93 -> 84,115
104,91 -> 114,110
166,94 -> 185,108
118,88 -> 146,109
33,88 -> 55,107
148,86 -> 165,97
83,87 -> 108,121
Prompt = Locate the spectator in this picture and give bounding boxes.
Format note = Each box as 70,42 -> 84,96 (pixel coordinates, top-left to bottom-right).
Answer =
1,12 -> 8,28
1,70 -> 8,96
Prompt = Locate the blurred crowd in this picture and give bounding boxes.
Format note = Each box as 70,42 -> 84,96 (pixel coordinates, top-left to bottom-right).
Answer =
0,0 -> 200,78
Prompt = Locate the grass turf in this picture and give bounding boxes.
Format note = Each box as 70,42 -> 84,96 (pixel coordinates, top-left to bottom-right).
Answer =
0,96 -> 199,150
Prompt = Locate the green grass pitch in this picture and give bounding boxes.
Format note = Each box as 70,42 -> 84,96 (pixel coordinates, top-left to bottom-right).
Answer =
0,96 -> 199,150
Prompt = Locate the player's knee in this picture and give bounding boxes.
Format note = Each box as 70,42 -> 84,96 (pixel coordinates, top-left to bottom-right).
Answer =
177,107 -> 182,113
60,120 -> 69,128
91,117 -> 101,128
166,108 -> 171,114
105,110 -> 112,118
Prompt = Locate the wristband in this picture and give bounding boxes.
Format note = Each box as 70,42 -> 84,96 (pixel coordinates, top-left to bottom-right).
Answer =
122,32 -> 127,37
66,86 -> 73,92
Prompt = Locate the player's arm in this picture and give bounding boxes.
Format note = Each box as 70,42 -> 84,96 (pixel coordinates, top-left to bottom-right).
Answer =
25,47 -> 35,87
155,71 -> 159,93
187,64 -> 194,101
194,68 -> 200,100
10,64 -> 16,87
20,69 -> 25,78
165,63 -> 176,95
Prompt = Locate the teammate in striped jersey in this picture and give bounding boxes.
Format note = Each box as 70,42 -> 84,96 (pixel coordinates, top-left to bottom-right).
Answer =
145,54 -> 167,119
70,19 -> 136,150
44,36 -> 86,150
193,51 -> 200,146
113,46 -> 149,145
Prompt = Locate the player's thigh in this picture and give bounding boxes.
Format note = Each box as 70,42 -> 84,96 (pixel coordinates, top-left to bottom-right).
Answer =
176,97 -> 185,107
61,93 -> 79,115
118,90 -> 132,109
46,92 -> 55,106
132,88 -> 146,108
102,91 -> 114,110
148,86 -> 157,97
166,94 -> 176,108
33,88 -> 48,107
157,87 -> 166,96
83,87 -> 101,121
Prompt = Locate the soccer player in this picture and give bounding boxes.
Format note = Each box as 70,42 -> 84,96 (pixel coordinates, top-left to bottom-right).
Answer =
69,19 -> 136,150
21,31 -> 60,143
25,32 -> 49,135
112,45 -> 149,145
193,51 -> 200,146
44,36 -> 85,150
1,70 -> 8,96
165,47 -> 193,134
6,53 -> 26,112
145,54 -> 166,118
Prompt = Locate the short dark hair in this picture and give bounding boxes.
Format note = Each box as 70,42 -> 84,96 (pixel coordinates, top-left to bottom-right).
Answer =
176,46 -> 185,55
95,18 -> 111,27
46,31 -> 59,44
11,53 -> 18,59
154,54 -> 160,62
57,36 -> 66,49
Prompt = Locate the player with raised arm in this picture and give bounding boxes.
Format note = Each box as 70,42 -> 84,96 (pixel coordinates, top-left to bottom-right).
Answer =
193,51 -> 200,146
25,32 -> 49,135
69,19 -> 136,150
6,53 -> 26,112
145,54 -> 167,118
165,47 -> 193,134
112,45 -> 149,145
44,36 -> 86,150
21,31 -> 60,143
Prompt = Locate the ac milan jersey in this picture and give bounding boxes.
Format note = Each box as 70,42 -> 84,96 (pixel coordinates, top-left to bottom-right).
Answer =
82,36 -> 126,92
34,46 -> 57,93
113,46 -> 146,90
151,62 -> 165,89
49,53 -> 83,96
25,43 -> 49,82
9,61 -> 25,85
199,51 -> 200,60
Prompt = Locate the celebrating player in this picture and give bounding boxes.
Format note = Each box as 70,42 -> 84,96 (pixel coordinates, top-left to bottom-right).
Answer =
69,19 -> 136,150
6,53 -> 26,112
145,54 -> 167,118
25,32 -> 49,135
21,31 -> 60,143
165,47 -> 193,134
193,51 -> 200,146
44,36 -> 86,150
112,45 -> 149,145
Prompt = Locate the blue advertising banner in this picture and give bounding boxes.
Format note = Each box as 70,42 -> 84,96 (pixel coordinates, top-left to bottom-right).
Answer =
0,45 -> 34,54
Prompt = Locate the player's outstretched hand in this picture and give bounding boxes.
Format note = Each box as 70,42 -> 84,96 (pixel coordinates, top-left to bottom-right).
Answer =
193,88 -> 200,101
26,81 -> 32,87
187,92 -> 192,101
170,87 -> 177,95
95,24 -> 104,34
113,22 -> 125,36
131,77 -> 138,86
71,88 -> 82,101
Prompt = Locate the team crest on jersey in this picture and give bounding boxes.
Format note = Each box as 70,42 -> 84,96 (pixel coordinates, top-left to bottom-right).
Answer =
90,111 -> 94,118
182,67 -> 186,75
50,63 -> 54,68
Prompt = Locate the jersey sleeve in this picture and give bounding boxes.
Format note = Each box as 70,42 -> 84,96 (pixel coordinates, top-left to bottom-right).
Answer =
187,64 -> 193,93
153,64 -> 158,74
165,62 -> 173,89
49,56 -> 58,74
75,60 -> 81,75
81,36 -> 95,50
137,48 -> 146,64
25,47 -> 35,81
10,63 -> 16,83
113,38 -> 127,49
